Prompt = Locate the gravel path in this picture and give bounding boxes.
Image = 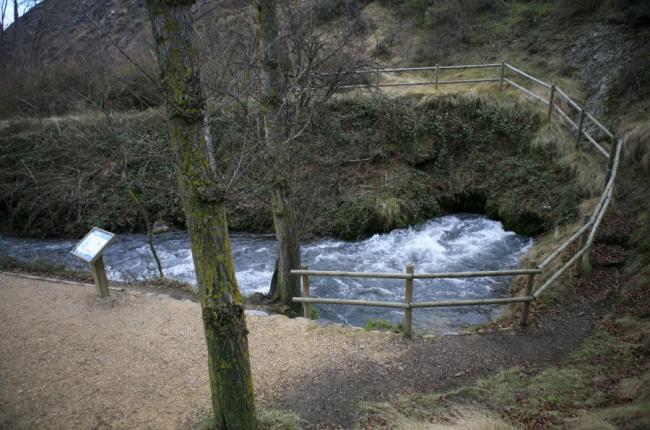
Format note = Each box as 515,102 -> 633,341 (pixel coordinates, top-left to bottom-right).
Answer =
0,272 -> 608,429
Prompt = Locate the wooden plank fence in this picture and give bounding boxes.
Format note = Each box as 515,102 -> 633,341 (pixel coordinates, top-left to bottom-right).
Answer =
291,62 -> 623,336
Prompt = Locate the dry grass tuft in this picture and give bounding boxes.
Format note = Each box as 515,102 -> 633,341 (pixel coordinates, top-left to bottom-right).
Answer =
360,403 -> 514,430
568,413 -> 617,430
530,121 -> 605,197
623,122 -> 650,174
531,121 -> 568,154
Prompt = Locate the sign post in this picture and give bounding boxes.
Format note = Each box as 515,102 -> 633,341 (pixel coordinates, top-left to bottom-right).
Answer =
70,227 -> 116,298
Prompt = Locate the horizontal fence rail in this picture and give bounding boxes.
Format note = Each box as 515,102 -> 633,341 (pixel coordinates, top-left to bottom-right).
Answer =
414,268 -> 540,278
290,269 -> 412,279
411,296 -> 532,308
315,62 -> 614,161
293,297 -> 409,309
292,62 -> 622,336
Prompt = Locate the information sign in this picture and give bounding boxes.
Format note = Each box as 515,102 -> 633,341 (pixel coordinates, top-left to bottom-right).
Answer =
71,227 -> 115,262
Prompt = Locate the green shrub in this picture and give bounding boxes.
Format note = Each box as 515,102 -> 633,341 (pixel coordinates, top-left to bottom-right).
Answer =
364,318 -> 394,331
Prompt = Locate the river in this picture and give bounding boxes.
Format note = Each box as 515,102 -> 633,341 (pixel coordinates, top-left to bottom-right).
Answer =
0,214 -> 531,332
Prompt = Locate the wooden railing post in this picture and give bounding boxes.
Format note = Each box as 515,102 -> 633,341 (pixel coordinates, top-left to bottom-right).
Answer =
520,260 -> 537,327
404,264 -> 414,337
376,67 -> 380,88
435,65 -> 439,89
580,233 -> 593,278
499,62 -> 505,91
574,215 -> 591,277
604,137 -> 619,185
547,85 -> 556,121
301,265 -> 311,319
575,108 -> 585,148
90,255 -> 110,298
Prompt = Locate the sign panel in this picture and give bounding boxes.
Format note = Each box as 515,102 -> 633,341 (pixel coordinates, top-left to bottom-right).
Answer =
71,227 -> 115,263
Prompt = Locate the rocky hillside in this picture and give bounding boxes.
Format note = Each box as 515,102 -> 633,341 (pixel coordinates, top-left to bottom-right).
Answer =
3,0 -> 149,65
2,1 -> 648,119
3,0 -> 242,65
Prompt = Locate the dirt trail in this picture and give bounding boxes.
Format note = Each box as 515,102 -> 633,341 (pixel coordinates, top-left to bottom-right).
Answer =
0,272 -> 608,429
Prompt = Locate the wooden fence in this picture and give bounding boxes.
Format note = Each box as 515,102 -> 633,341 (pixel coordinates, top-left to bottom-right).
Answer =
291,62 -> 623,337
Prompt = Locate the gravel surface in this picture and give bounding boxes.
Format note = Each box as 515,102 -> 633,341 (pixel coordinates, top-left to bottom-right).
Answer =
0,272 -> 608,429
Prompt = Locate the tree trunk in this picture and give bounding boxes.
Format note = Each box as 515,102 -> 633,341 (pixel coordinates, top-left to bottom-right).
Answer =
0,0 -> 5,56
269,186 -> 302,312
145,1 -> 257,428
11,0 -> 17,65
255,0 -> 302,315
146,225 -> 165,279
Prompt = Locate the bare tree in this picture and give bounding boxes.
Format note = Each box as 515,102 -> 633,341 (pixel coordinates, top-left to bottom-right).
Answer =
121,166 -> 165,279
0,0 -> 8,53
145,1 -> 257,428
253,0 -> 375,312
255,0 -> 302,314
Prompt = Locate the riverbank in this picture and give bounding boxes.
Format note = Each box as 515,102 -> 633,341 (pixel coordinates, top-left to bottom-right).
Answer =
0,271 -> 609,429
0,214 -> 533,332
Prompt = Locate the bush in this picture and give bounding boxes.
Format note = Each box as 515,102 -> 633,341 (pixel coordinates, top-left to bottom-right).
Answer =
381,0 -> 502,62
555,0 -> 650,25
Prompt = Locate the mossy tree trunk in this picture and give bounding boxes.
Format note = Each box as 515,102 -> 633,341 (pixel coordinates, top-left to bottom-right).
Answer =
255,0 -> 302,314
145,1 -> 257,428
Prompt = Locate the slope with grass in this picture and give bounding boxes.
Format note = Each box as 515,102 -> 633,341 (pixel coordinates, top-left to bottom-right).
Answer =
0,94 -> 595,241
349,2 -> 650,428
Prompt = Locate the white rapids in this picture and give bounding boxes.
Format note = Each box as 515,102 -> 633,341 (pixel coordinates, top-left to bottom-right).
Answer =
0,214 -> 532,332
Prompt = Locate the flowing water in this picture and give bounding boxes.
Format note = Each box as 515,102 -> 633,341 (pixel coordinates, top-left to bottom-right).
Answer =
0,214 -> 531,332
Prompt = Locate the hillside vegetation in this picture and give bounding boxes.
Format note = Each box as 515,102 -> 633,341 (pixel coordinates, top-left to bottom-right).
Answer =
0,94 -> 590,239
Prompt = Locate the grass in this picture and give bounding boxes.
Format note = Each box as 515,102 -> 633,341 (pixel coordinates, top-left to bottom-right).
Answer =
0,253 -> 93,283
529,120 -> 606,198
359,321 -> 650,429
363,318 -> 405,333
359,404 -> 514,430
623,122 -> 650,174
195,408 -> 302,430
0,252 -> 197,299
310,306 -> 320,320
364,318 -> 395,332
1,94 -> 587,240
257,409 -> 303,430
